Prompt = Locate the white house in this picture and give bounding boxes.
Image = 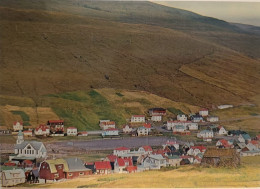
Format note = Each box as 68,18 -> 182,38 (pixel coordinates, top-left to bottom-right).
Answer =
10,131 -> 47,160
131,115 -> 145,123
151,115 -> 162,122
218,105 -> 233,109
114,157 -> 133,173
113,147 -> 131,156
138,146 -> 153,154
102,128 -> 119,137
13,121 -> 23,131
207,116 -> 219,122
137,127 -> 149,136
23,130 -> 33,137
99,120 -> 116,130
177,114 -> 187,122
218,126 -> 228,135
238,134 -> 251,143
187,123 -> 198,130
199,109 -> 209,117
187,146 -> 206,156
67,127 -> 78,136
35,125 -> 50,136
1,169 -> 25,187
197,130 -> 214,141
143,154 -> 167,170
122,125 -> 132,133
173,125 -> 186,133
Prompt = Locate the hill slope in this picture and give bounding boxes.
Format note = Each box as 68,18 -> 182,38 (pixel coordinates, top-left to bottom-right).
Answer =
0,1 -> 260,117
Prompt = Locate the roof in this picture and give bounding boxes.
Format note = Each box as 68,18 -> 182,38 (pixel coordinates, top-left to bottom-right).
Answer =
15,141 -> 46,152
249,140 -> 258,145
0,126 -> 8,130
175,125 -> 185,129
13,121 -> 23,125
48,120 -> 64,123
36,125 -> 49,131
149,108 -> 166,112
95,161 -> 111,170
45,159 -> 69,173
102,121 -> 115,125
23,130 -> 32,133
142,145 -> 153,152
191,146 -> 207,152
200,108 -> 208,111
241,134 -> 251,140
148,154 -> 165,160
166,140 -> 179,145
116,157 -> 133,167
2,169 -> 25,180
106,154 -> 117,162
114,147 -> 130,151
203,148 -> 237,158
105,128 -> 118,131
143,123 -> 151,128
200,130 -> 213,134
67,127 -> 77,130
167,121 -> 191,123
65,158 -> 90,172
23,160 -> 33,165
167,155 -> 181,159
126,166 -> 137,172
218,139 -> 233,148
132,115 -> 145,118
138,126 -> 148,130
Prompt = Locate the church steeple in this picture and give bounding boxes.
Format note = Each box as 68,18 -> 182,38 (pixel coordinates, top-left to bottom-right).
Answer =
17,130 -> 24,144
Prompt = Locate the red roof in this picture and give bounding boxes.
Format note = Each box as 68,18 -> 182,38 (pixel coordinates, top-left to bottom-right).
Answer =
114,147 -> 130,151
4,161 -> 17,166
166,140 -> 179,145
142,145 -> 153,152
200,108 -> 208,111
95,161 -> 111,170
23,160 -> 33,165
80,131 -> 88,134
218,139 -> 232,148
67,127 -> 77,130
143,123 -> 151,128
36,124 -> 49,131
126,166 -> 137,173
180,155 -> 192,159
167,121 -> 191,123
102,121 -> 115,126
85,162 -> 94,165
116,157 -> 133,167
152,149 -> 167,156
105,128 -> 118,131
191,146 -> 206,152
13,121 -> 23,125
23,130 -> 32,133
249,140 -> 258,145
106,154 -> 117,162
256,134 -> 260,139
132,115 -> 145,117
48,120 -> 64,123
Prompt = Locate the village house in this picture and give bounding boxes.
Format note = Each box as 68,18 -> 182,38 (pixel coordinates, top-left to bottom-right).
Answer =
113,147 -> 131,156
240,143 -> 260,156
201,148 -> 240,167
13,121 -> 23,132
218,105 -> 233,109
228,130 -> 247,136
143,123 -> 152,131
78,131 -> 88,136
94,161 -> 112,174
217,126 -> 228,135
102,128 -> 119,137
142,154 -> 167,169
39,158 -> 91,181
199,108 -> 209,117
131,115 -> 145,123
151,114 -> 162,122
23,130 -> 33,137
122,125 -> 132,133
0,126 -> 11,134
99,121 -> 116,130
216,139 -> 234,149
1,169 -> 25,187
177,114 -> 187,122
47,120 -> 64,135
137,126 -> 149,136
138,146 -> 153,154
67,127 -> 77,136
197,130 -> 214,142
187,122 -> 199,130
166,121 -> 192,130
104,154 -> 117,170
35,125 -> 50,136
207,116 -> 219,122
10,131 -> 47,161
193,156 -> 202,164
173,125 -> 186,133
238,133 -> 251,143
190,115 -> 204,122
163,140 -> 180,150
187,146 -> 206,156
114,157 -> 133,173
167,155 -> 182,167
85,162 -> 96,173
148,108 -> 166,116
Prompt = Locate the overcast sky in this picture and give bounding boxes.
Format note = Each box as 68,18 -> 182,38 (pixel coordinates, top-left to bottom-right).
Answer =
153,1 -> 260,26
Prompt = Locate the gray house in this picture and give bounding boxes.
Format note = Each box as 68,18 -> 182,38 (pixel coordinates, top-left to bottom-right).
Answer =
142,154 -> 167,169
1,169 -> 25,187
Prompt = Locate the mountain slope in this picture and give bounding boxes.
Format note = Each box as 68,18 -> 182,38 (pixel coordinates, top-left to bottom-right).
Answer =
0,1 -> 260,110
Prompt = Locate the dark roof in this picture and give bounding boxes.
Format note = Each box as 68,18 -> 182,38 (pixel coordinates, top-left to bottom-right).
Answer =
65,158 -> 90,172
149,108 -> 166,111
15,141 -> 46,152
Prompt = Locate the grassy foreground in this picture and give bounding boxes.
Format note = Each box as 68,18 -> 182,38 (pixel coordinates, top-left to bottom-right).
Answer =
29,156 -> 260,188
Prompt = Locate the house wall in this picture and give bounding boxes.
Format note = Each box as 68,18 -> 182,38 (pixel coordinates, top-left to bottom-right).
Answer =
66,170 -> 92,179
151,115 -> 162,122
131,117 -> 145,123
2,174 -> 25,187
39,162 -> 55,180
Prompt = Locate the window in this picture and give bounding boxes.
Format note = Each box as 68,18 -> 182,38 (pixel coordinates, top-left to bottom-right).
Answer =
79,172 -> 84,176
54,173 -> 59,178
68,173 -> 73,176
58,165 -> 62,169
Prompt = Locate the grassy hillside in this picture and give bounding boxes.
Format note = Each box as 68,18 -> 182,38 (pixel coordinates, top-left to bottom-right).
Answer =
27,156 -> 260,188
0,89 -> 199,131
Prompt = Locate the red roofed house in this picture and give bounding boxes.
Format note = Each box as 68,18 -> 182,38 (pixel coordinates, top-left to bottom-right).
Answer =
23,130 -> 33,137
143,123 -> 151,131
113,147 -> 130,156
104,154 -> 117,170
99,121 -> 116,130
138,146 -> 153,154
148,108 -> 166,116
187,146 -> 207,156
67,127 -> 77,136
13,121 -> 23,131
249,140 -> 260,148
78,131 -> 88,136
35,125 -> 50,136
47,120 -> 64,134
199,108 -> 209,117
131,115 -> 145,123
22,160 -> 34,168
95,161 -> 112,174
126,166 -> 137,173
114,157 -> 133,173
216,139 -> 234,149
